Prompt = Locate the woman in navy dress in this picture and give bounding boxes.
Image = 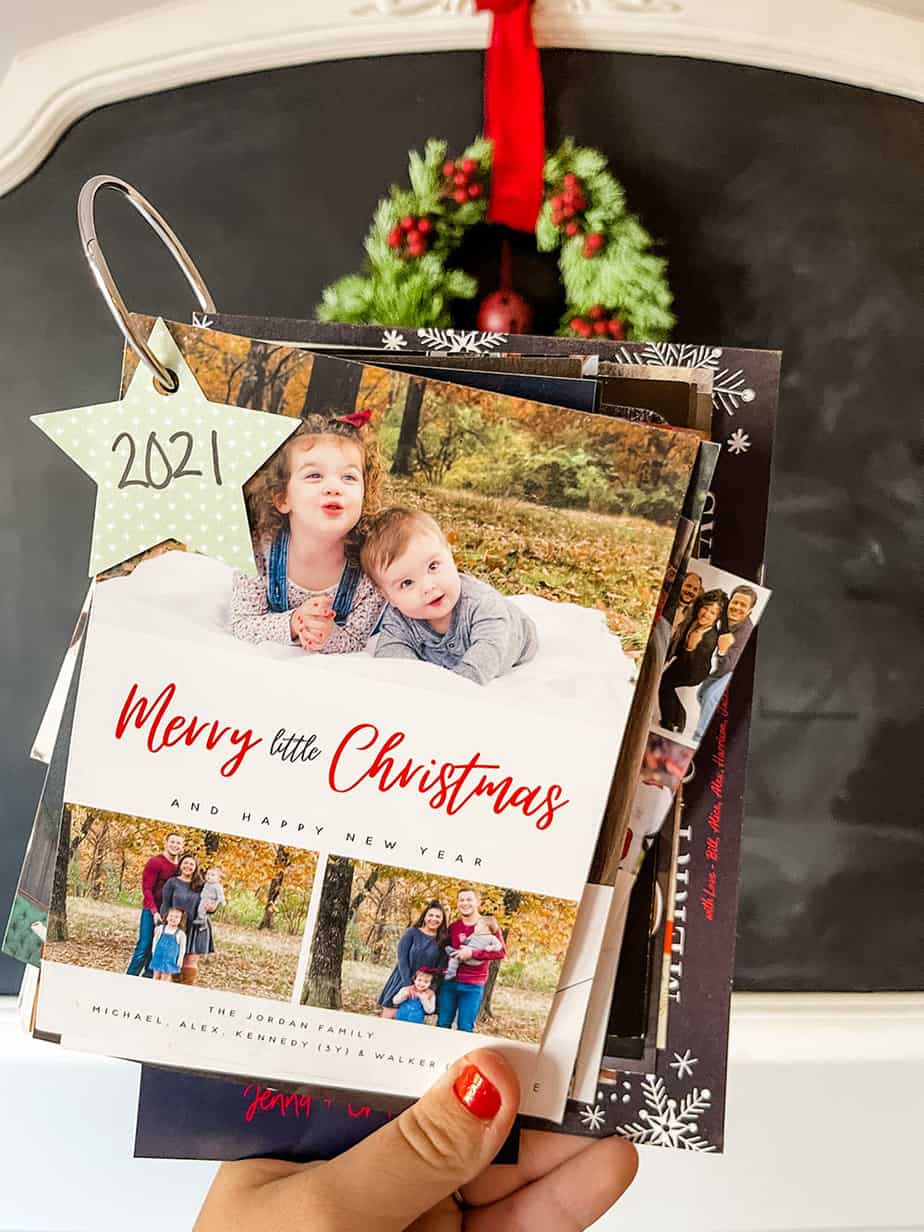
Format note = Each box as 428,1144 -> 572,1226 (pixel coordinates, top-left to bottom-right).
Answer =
160,853 -> 214,986
378,902 -> 448,1020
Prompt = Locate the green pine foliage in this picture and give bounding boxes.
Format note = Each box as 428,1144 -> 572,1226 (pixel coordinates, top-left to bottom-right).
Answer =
316,136 -> 674,339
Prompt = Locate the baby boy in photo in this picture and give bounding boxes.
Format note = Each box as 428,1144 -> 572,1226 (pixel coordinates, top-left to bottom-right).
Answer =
360,508 -> 538,686
444,916 -> 504,980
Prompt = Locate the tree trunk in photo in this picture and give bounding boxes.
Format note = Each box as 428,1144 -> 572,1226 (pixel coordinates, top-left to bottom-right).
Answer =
46,805 -> 72,943
203,831 -> 222,857
237,342 -> 272,410
347,866 -> 381,928
87,821 -> 110,900
301,354 -> 363,418
259,844 -> 292,930
391,377 -> 424,475
302,856 -> 354,1009
478,889 -> 522,1024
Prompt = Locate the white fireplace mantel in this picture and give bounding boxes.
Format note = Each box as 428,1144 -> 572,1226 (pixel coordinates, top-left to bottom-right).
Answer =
1,0 -> 922,197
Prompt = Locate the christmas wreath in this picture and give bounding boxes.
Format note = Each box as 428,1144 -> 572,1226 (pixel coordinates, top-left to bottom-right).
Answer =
316,137 -> 674,342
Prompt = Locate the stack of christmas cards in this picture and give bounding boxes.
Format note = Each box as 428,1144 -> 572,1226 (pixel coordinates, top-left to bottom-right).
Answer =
5,316 -> 778,1159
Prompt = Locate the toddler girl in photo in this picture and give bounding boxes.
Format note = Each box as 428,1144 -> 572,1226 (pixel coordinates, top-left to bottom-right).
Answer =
230,413 -> 385,653
444,916 -> 504,980
195,866 -> 225,934
360,507 -> 538,685
392,968 -> 437,1024
150,907 -> 187,981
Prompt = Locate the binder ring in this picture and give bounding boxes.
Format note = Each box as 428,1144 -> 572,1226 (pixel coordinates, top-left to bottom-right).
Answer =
77,176 -> 217,393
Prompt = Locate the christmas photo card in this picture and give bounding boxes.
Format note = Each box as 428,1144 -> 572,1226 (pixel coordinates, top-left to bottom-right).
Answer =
32,321 -> 702,1113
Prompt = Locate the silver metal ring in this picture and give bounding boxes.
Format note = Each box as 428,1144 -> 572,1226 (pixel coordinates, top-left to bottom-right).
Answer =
77,175 -> 217,392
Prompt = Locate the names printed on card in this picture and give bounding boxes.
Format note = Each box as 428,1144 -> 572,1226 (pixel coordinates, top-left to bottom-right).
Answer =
86,997 -> 442,1071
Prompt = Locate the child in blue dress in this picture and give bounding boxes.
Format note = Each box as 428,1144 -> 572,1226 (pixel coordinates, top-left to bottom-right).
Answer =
150,907 -> 187,981
392,968 -> 437,1024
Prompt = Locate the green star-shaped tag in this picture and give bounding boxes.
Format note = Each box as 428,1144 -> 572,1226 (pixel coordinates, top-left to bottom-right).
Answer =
32,319 -> 297,577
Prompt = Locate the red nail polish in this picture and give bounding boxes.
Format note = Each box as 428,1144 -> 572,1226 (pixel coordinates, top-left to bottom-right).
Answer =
453,1065 -> 501,1120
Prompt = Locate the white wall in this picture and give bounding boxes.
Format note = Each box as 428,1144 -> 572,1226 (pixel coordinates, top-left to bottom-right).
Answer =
2,993 -> 922,1231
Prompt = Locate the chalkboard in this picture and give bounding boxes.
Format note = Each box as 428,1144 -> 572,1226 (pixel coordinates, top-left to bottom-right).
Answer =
0,50 -> 920,994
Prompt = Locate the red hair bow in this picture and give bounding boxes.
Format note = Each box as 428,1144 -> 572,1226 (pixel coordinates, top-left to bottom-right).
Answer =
335,409 -> 373,428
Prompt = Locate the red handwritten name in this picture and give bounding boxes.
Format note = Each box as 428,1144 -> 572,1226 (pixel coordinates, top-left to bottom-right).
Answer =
328,723 -> 569,830
114,682 -> 262,777
241,1084 -> 380,1124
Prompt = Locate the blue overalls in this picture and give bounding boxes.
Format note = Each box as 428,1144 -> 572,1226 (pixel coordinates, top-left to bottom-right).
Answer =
266,529 -> 362,624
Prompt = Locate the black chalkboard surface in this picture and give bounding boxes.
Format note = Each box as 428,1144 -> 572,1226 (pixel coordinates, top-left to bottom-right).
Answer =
0,50 -> 919,994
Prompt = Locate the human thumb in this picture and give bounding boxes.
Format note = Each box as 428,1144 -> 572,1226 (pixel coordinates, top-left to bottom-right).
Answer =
300,1049 -> 519,1230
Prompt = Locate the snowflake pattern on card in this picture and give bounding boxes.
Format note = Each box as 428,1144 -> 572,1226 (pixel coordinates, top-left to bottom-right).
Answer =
611,342 -> 756,418
578,1103 -> 607,1132
617,1075 -> 716,1152
669,1049 -> 698,1079
416,328 -> 508,355
380,329 -> 408,351
726,428 -> 751,455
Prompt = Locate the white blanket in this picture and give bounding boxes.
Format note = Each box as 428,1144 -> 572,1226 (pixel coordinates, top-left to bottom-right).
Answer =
102,551 -> 637,729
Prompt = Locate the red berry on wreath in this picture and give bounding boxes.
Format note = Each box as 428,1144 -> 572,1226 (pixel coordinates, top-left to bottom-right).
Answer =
606,318 -> 625,339
577,320 -> 593,338
588,304 -> 605,320
417,217 -> 433,234
569,317 -> 584,332
468,183 -> 483,198
387,226 -> 403,247
593,321 -> 609,336
565,221 -> 580,237
442,160 -> 456,177
574,193 -> 586,211
550,194 -> 563,210
564,173 -> 577,187
586,232 -> 605,251
461,158 -> 477,173
400,216 -> 414,231
562,205 -> 575,220
453,171 -> 468,187
453,188 -> 468,204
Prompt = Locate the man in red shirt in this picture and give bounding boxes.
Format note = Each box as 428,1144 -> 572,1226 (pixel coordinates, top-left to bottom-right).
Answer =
437,888 -> 506,1032
126,833 -> 184,977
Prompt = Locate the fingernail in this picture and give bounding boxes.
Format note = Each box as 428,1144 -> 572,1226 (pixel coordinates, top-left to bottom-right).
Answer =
453,1065 -> 501,1120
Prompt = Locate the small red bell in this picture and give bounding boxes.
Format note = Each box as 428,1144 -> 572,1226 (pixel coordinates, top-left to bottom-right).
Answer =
476,288 -> 534,334
475,237 -> 534,335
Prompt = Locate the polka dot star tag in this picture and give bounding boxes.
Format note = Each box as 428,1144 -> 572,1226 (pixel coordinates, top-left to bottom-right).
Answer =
32,318 -> 297,577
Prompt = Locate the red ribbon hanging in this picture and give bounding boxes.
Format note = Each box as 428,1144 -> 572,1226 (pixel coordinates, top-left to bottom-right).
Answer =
475,0 -> 545,233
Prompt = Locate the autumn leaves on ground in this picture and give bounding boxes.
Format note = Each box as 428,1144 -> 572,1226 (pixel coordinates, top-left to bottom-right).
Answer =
339,960 -> 549,1044
48,899 -> 303,1001
386,475 -> 673,654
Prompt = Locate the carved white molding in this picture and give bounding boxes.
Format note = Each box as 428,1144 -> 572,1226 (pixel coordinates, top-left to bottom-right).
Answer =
1,0 -> 921,197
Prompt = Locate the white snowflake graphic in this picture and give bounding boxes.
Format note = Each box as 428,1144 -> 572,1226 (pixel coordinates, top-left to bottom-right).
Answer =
416,328 -> 508,355
381,329 -> 408,351
618,1075 -> 716,1152
578,1103 -> 607,1132
669,1049 -> 698,1080
726,428 -> 752,455
611,342 -> 756,417
192,313 -> 214,329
